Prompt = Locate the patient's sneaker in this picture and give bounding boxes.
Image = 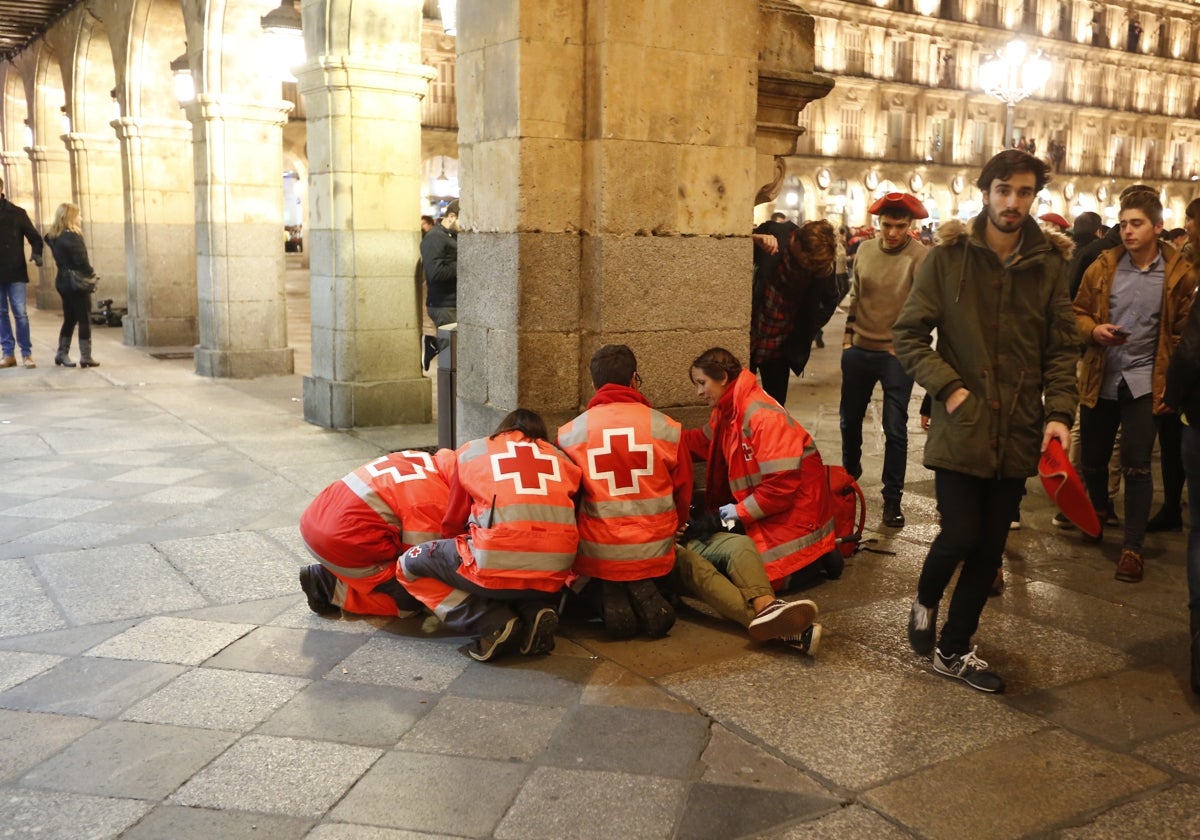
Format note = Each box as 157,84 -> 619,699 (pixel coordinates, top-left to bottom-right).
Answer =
781,623 -> 823,656
748,598 -> 817,643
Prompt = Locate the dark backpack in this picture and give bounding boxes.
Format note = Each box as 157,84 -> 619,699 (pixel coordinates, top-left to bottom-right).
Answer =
826,465 -> 866,558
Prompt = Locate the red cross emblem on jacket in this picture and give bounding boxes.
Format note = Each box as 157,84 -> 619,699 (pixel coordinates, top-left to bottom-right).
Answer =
587,427 -> 654,496
491,441 -> 562,494
363,451 -> 436,484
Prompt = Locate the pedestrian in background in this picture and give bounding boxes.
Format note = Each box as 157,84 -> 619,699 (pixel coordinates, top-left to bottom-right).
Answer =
0,177 -> 44,369
44,203 -> 99,368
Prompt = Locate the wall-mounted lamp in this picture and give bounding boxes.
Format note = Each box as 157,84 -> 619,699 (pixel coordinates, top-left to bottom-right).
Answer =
109,88 -> 121,122
439,0 -> 457,36
260,0 -> 306,82
60,105 -> 71,135
170,51 -> 195,105
23,118 -> 33,148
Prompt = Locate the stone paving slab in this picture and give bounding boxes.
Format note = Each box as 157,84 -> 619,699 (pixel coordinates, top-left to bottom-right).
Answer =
861,729 -> 1171,840
19,720 -> 237,800
0,656 -> 185,718
0,788 -> 151,840
120,805 -> 314,840
540,703 -> 711,778
1056,782 -> 1200,837
257,679 -> 436,747
84,616 -> 256,665
0,709 -> 99,784
121,667 -> 308,731
172,734 -> 381,819
203,625 -> 369,678
329,750 -> 529,836
398,695 -> 568,761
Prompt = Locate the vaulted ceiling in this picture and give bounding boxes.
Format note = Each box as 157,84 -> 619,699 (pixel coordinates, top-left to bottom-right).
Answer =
0,0 -> 80,62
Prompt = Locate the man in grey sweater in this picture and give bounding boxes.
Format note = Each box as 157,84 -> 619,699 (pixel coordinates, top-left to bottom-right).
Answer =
839,193 -> 928,527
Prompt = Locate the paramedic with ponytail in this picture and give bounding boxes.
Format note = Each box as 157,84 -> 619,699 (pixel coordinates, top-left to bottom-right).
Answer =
682,347 -> 840,596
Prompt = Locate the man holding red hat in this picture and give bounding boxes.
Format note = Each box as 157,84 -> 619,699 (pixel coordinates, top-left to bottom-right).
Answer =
840,192 -> 928,528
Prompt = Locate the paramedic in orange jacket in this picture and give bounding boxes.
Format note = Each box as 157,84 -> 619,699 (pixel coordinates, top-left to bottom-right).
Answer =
557,344 -> 691,638
398,409 -> 582,661
682,347 -> 839,588
298,448 -> 456,617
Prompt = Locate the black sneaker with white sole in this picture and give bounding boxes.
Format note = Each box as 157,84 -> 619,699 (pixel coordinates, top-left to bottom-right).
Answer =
780,623 -> 822,656
518,607 -> 558,655
748,598 -> 817,643
907,598 -> 937,656
470,616 -> 521,662
933,647 -> 1005,693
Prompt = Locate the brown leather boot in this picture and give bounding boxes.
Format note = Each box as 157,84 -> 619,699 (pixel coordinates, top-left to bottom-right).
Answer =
1115,549 -> 1144,583
0,356 -> 15,368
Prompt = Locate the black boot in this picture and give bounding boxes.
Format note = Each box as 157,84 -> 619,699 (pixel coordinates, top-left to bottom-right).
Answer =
882,497 -> 905,528
54,335 -> 76,367
79,338 -> 99,368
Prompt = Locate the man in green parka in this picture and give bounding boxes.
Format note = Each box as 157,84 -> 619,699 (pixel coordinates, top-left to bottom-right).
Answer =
893,150 -> 1078,693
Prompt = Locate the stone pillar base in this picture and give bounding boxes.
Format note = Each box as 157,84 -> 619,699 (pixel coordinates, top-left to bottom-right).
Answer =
123,316 -> 199,348
194,347 -> 295,378
303,375 -> 432,429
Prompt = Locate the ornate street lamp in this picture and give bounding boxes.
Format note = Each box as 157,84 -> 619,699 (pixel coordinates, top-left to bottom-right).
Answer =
260,0 -> 306,82
978,39 -> 1052,150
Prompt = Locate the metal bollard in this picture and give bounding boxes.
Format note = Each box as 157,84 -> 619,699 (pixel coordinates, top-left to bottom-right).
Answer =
437,324 -> 457,449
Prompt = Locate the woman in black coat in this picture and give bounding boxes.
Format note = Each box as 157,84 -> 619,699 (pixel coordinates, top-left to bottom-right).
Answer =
44,203 -> 98,367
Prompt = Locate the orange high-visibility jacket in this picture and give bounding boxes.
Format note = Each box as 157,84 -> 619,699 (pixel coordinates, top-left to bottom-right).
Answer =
683,370 -> 835,584
299,449 -> 455,580
558,397 -> 689,581
444,431 -> 582,592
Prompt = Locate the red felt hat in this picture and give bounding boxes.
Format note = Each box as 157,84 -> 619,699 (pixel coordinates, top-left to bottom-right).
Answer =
1038,438 -> 1101,537
1039,212 -> 1070,230
867,192 -> 928,220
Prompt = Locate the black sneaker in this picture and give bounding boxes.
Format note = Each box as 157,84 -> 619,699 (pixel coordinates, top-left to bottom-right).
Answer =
1051,512 -> 1074,530
907,598 -> 937,656
599,580 -> 637,639
422,336 -> 438,372
299,566 -> 340,615
748,598 -> 817,643
882,498 -> 905,528
933,647 -> 1005,693
626,579 -> 676,638
518,607 -> 558,655
781,623 -> 822,656
470,616 -> 521,662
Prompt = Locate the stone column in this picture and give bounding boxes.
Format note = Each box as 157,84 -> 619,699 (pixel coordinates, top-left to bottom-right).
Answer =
456,0 -> 760,439
112,116 -> 197,347
299,56 -> 435,428
26,145 -> 72,308
184,95 -> 295,378
64,132 -> 125,307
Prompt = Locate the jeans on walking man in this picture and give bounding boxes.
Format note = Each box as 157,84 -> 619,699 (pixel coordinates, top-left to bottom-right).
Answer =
0,178 -> 44,369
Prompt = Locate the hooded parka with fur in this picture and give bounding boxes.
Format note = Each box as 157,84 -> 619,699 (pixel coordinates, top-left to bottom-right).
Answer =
892,214 -> 1078,479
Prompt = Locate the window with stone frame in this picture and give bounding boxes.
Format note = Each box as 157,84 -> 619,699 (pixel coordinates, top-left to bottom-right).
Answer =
845,30 -> 866,75
841,107 -> 863,156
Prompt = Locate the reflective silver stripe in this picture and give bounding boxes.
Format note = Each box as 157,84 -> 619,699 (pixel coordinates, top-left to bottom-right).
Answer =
458,438 -> 490,464
305,540 -> 391,580
759,518 -> 835,563
701,422 -> 714,441
648,410 -> 681,443
398,549 -> 420,582
580,496 -> 675,518
493,503 -> 578,526
401,528 -> 440,546
758,456 -> 803,475
578,536 -> 674,561
743,495 -> 765,520
557,415 -> 588,447
431,587 -> 469,620
730,473 -> 756,493
472,547 -> 575,571
341,472 -> 400,527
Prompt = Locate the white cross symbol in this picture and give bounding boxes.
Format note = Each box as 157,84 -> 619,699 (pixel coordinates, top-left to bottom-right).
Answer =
364,451 -> 436,484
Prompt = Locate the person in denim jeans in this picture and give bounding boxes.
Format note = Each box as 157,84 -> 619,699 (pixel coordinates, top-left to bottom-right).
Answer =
839,193 -> 928,528
0,178 -> 44,368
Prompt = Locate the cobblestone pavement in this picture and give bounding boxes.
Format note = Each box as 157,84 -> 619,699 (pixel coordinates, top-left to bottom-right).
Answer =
1,303 -> 1198,839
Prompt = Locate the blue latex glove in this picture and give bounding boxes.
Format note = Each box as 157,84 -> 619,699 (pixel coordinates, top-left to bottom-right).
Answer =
718,503 -> 739,526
